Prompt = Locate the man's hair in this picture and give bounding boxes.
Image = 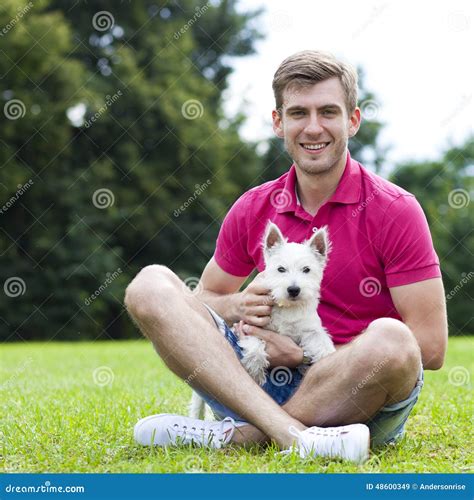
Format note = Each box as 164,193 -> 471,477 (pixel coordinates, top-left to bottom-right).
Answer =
272,50 -> 358,115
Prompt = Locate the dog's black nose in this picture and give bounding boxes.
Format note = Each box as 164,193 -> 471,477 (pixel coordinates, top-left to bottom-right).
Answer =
287,286 -> 300,298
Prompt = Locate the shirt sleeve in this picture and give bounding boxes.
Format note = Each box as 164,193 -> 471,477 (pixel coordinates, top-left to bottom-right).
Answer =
377,195 -> 441,287
213,192 -> 256,277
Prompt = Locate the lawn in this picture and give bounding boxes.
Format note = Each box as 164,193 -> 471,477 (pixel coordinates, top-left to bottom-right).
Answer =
1,337 -> 472,473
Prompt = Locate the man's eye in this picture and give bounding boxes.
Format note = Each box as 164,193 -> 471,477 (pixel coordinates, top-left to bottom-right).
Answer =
302,267 -> 310,273
277,266 -> 286,273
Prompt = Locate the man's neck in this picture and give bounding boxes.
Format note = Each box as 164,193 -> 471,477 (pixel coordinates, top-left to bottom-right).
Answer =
295,151 -> 347,216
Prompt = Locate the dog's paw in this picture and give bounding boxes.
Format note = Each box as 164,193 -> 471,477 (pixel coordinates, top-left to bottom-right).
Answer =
253,368 -> 267,386
239,336 -> 269,386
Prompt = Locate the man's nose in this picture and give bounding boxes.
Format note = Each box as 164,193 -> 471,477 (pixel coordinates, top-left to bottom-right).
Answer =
304,114 -> 324,135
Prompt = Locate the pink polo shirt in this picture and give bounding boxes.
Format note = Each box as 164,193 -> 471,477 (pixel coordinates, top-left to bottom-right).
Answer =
214,150 -> 441,344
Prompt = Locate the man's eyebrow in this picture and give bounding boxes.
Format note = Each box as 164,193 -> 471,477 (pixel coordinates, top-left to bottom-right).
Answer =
284,103 -> 343,113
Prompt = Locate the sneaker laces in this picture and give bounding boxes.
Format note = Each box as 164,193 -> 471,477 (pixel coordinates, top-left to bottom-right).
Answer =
167,417 -> 236,449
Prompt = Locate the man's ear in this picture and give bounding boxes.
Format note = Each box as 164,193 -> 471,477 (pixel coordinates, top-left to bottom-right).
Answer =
263,221 -> 285,254
307,226 -> 330,258
348,107 -> 361,138
272,109 -> 284,138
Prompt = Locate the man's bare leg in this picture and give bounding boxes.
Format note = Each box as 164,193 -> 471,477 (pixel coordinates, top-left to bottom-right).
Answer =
232,318 -> 421,445
124,264 -> 305,449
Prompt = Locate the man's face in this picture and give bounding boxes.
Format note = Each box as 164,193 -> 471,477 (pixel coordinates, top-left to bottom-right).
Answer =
272,77 -> 361,175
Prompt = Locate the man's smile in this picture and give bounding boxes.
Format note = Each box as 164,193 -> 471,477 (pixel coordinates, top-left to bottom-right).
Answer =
300,141 -> 330,154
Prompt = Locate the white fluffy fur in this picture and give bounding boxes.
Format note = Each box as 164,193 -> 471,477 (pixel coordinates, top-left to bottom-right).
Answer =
188,391 -> 215,420
189,221 -> 335,418
239,222 -> 335,384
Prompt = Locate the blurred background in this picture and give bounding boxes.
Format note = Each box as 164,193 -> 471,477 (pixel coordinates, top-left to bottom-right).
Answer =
0,0 -> 472,342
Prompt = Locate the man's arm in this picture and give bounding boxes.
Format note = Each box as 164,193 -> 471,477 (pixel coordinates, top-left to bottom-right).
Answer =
199,257 -> 248,324
199,257 -> 275,327
389,277 -> 448,370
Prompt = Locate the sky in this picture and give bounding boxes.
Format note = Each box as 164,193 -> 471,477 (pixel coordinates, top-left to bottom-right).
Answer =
223,0 -> 473,166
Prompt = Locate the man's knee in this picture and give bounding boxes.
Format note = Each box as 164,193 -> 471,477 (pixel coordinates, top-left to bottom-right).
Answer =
360,318 -> 421,380
124,264 -> 183,321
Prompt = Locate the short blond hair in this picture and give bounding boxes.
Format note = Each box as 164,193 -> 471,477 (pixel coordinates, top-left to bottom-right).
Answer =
272,50 -> 358,114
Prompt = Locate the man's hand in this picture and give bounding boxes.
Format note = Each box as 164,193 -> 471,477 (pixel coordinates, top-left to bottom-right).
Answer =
235,273 -> 275,328
233,321 -> 304,368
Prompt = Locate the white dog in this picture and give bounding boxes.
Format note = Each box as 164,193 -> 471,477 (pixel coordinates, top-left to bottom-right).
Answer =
189,221 -> 335,418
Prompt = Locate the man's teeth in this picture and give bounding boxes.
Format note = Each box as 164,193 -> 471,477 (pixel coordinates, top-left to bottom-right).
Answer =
302,143 -> 327,150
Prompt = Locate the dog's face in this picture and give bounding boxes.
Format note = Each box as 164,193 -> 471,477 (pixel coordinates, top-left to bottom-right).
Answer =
262,222 -> 329,307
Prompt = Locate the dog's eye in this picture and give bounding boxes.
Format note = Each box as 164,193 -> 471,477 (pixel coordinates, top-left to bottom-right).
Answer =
302,267 -> 310,273
277,266 -> 286,273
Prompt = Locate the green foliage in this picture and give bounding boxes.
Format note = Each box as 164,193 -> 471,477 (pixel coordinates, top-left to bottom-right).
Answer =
0,0 -> 470,340
349,69 -> 388,173
0,0 -> 262,340
0,0 -> 103,341
390,138 -> 474,334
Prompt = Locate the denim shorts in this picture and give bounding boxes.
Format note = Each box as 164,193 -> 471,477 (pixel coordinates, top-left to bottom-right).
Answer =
200,305 -> 424,448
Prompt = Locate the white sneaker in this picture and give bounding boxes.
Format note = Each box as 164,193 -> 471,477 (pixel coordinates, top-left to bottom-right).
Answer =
134,413 -> 237,449
286,423 -> 370,464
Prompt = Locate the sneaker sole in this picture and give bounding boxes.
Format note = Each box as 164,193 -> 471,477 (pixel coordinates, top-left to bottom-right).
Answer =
134,413 -> 175,445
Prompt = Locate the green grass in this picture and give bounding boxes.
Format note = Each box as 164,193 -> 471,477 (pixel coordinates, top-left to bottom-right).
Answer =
1,337 -> 472,473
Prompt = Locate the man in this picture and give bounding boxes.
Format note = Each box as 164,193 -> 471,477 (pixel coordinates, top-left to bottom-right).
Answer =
125,50 -> 447,462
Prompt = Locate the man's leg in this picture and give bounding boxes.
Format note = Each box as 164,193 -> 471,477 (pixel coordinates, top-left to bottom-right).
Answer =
232,318 -> 421,445
124,264 -> 305,449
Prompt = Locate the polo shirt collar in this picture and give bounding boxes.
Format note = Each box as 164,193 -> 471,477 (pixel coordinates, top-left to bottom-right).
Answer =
277,149 -> 361,214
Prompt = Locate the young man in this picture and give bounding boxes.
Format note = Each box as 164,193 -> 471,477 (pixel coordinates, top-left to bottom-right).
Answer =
125,51 -> 447,463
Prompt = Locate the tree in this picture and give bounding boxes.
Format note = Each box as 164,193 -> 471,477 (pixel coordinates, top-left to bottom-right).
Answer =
1,0 -> 263,340
0,0 -> 114,341
390,137 -> 473,334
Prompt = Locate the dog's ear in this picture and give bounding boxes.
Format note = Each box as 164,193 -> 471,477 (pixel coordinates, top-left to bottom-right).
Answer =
263,222 -> 285,254
307,226 -> 330,257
